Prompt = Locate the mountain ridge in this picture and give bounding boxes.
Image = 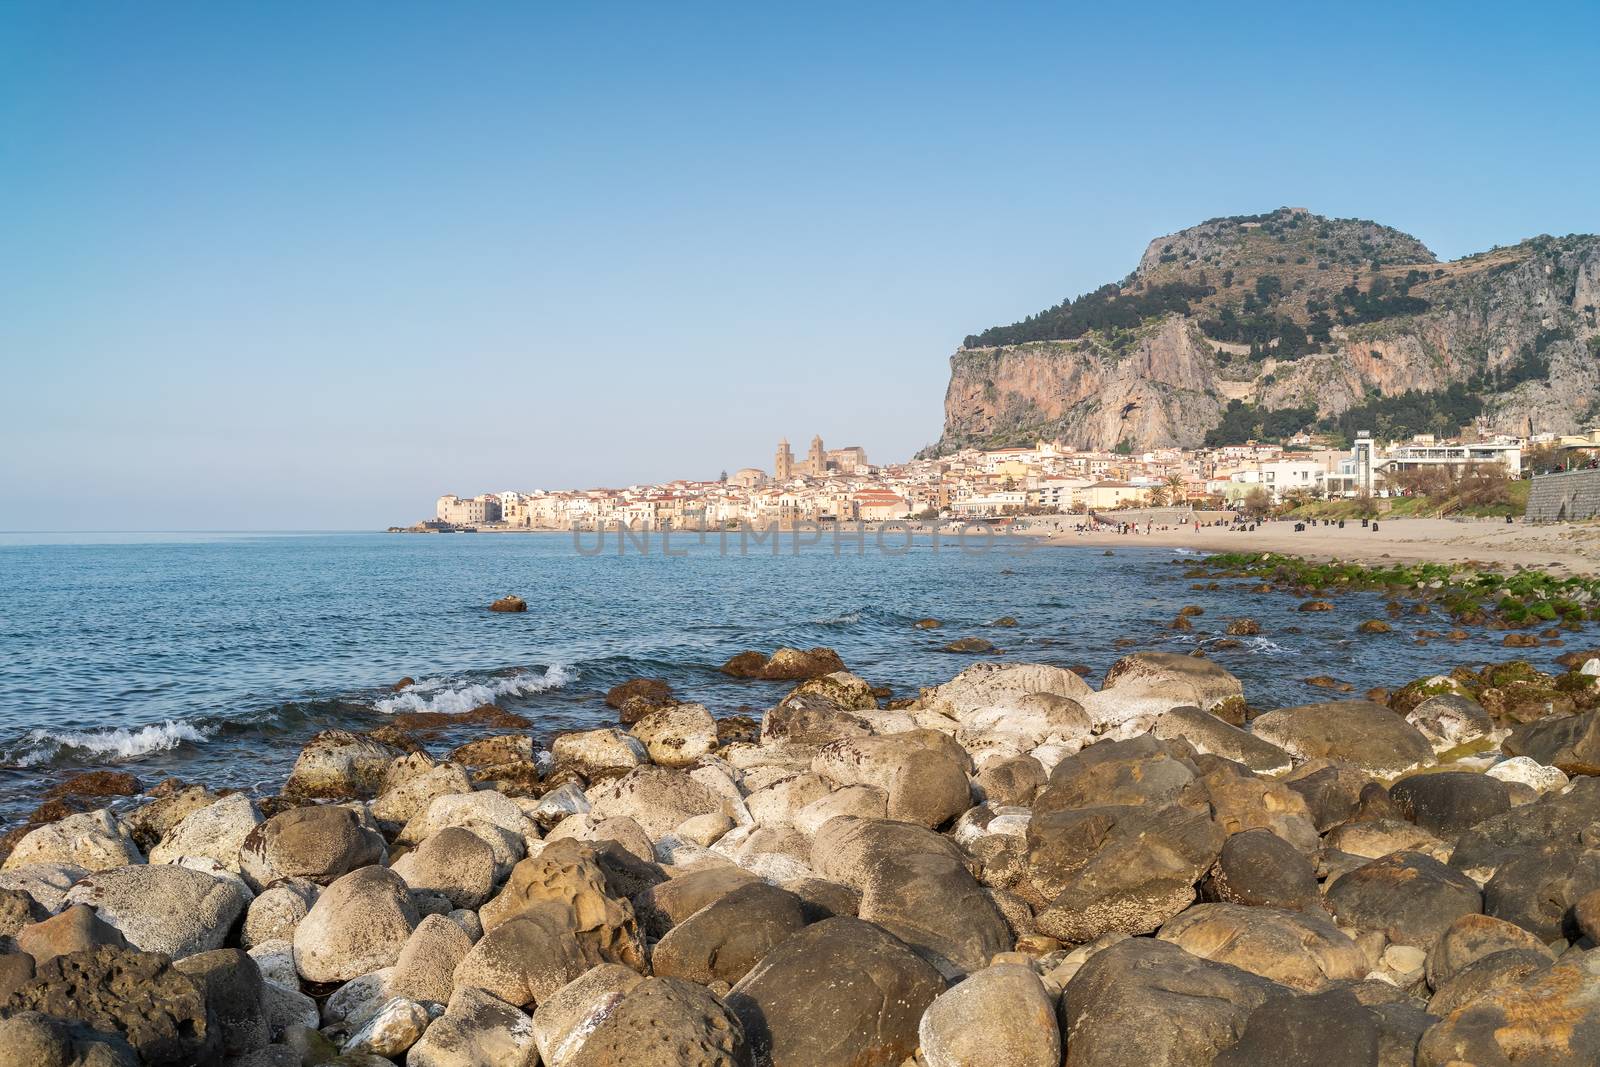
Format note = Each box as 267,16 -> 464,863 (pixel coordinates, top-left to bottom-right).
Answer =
929,208 -> 1600,453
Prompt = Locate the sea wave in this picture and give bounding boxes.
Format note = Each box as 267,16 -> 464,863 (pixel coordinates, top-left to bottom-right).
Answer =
376,664 -> 575,714
814,609 -> 863,626
8,719 -> 215,767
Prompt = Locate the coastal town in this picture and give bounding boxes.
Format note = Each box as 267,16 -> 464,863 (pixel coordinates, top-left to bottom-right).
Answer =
409,427 -> 1600,532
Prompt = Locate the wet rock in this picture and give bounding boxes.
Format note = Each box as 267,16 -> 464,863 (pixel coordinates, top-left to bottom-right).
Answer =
1326,851 -> 1482,947
1201,827 -> 1320,910
1390,771 -> 1511,834
63,863 -> 249,959
2,809 -> 142,873
1425,912 -> 1554,991
727,916 -> 944,1067
488,595 -> 527,612
1060,937 -> 1287,1067
14,903 -> 129,964
292,866 -> 418,983
811,732 -> 971,829
1251,700 -> 1435,777
605,677 -> 677,724
811,817 -> 1010,978
1226,618 -> 1261,636
1153,707 -> 1293,775
586,765 -> 726,840
282,730 -> 405,801
781,671 -> 880,712
239,804 -> 386,891
1416,952 -> 1600,1065
1358,619 -> 1393,634
942,636 -> 997,653
630,702 -> 718,768
564,975 -> 747,1067
1158,903 -> 1367,991
919,961 -> 1060,1067
721,646 -> 846,681
2,945 -> 217,1065
406,985 -> 537,1067
391,825 -> 496,910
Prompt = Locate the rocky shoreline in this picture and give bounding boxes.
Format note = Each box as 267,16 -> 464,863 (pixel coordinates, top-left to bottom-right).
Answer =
1,636 -> 1599,1065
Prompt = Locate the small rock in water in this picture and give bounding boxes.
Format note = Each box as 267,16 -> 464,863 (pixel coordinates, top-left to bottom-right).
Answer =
488,595 -> 527,612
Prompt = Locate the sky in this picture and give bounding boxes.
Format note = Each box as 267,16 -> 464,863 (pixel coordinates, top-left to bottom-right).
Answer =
3,2 -> 1599,530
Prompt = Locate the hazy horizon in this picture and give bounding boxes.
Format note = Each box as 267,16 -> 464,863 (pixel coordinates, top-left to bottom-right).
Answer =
5,2 -> 1600,530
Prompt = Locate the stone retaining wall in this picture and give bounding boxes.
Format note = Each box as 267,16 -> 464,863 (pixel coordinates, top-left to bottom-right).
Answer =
1525,469 -> 1600,522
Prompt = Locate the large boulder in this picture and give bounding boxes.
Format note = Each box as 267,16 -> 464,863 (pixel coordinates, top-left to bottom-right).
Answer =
1060,937 -> 1288,1067
530,963 -> 643,1066
1198,763 -> 1319,852
2,810 -> 142,873
811,817 -> 1010,978
563,975 -> 748,1067
390,826 -> 496,910
397,790 -> 537,881
282,730 -> 405,801
781,671 -> 879,712
630,703 -> 718,768
370,759 -> 473,828
919,661 -> 1092,717
292,866 -> 418,983
1425,912 -> 1554,991
1481,844 -> 1600,941
1502,711 -> 1600,776
1417,951 -> 1600,1066
1034,804 -> 1225,943
14,904 -> 128,964
721,646 -> 846,681
550,728 -> 648,776
478,838 -> 645,970
1153,707 -> 1292,775
918,961 -> 1060,1067
406,985 -> 537,1067
1035,735 -> 1198,816
811,733 -> 971,829
390,913 -> 475,1004
63,864 -> 248,959
652,881 -> 807,987
1326,851 -> 1482,947
147,793 -> 262,872
1157,903 -> 1367,991
1448,777 -> 1600,877
0,1010 -> 139,1067
1390,771 -> 1511,835
450,906 -> 590,1009
1102,651 -> 1244,711
727,916 -> 945,1067
606,677 -> 676,724
632,866 -> 760,940
1,946 -> 217,1065
1251,701 -> 1436,777
239,804 -> 385,891
241,879 -> 317,947
1212,988 -> 1410,1067
1200,827 -> 1319,910
585,766 -> 727,840
172,948 -> 268,1057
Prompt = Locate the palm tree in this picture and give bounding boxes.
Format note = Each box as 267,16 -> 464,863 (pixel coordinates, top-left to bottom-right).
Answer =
1164,473 -> 1187,501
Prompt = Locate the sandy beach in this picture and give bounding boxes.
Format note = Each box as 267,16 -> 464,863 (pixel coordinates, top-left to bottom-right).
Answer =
1026,515 -> 1600,574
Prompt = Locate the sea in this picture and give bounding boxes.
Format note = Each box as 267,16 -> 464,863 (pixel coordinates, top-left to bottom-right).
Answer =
0,529 -> 1579,821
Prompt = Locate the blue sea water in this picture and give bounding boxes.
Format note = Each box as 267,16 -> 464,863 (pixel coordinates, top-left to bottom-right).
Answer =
0,529 -> 1580,820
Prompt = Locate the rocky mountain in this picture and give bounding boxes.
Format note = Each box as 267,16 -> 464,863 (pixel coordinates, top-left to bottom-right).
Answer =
929,208 -> 1600,453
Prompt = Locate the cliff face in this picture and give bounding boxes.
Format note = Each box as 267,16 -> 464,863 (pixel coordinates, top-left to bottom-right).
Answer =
932,209 -> 1600,452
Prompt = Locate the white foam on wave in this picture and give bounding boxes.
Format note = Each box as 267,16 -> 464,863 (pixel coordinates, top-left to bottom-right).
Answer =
13,720 -> 214,767
376,664 -> 575,714
815,609 -> 862,625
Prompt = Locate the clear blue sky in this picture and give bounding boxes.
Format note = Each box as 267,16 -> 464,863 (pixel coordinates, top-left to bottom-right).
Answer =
4,2 -> 1598,529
